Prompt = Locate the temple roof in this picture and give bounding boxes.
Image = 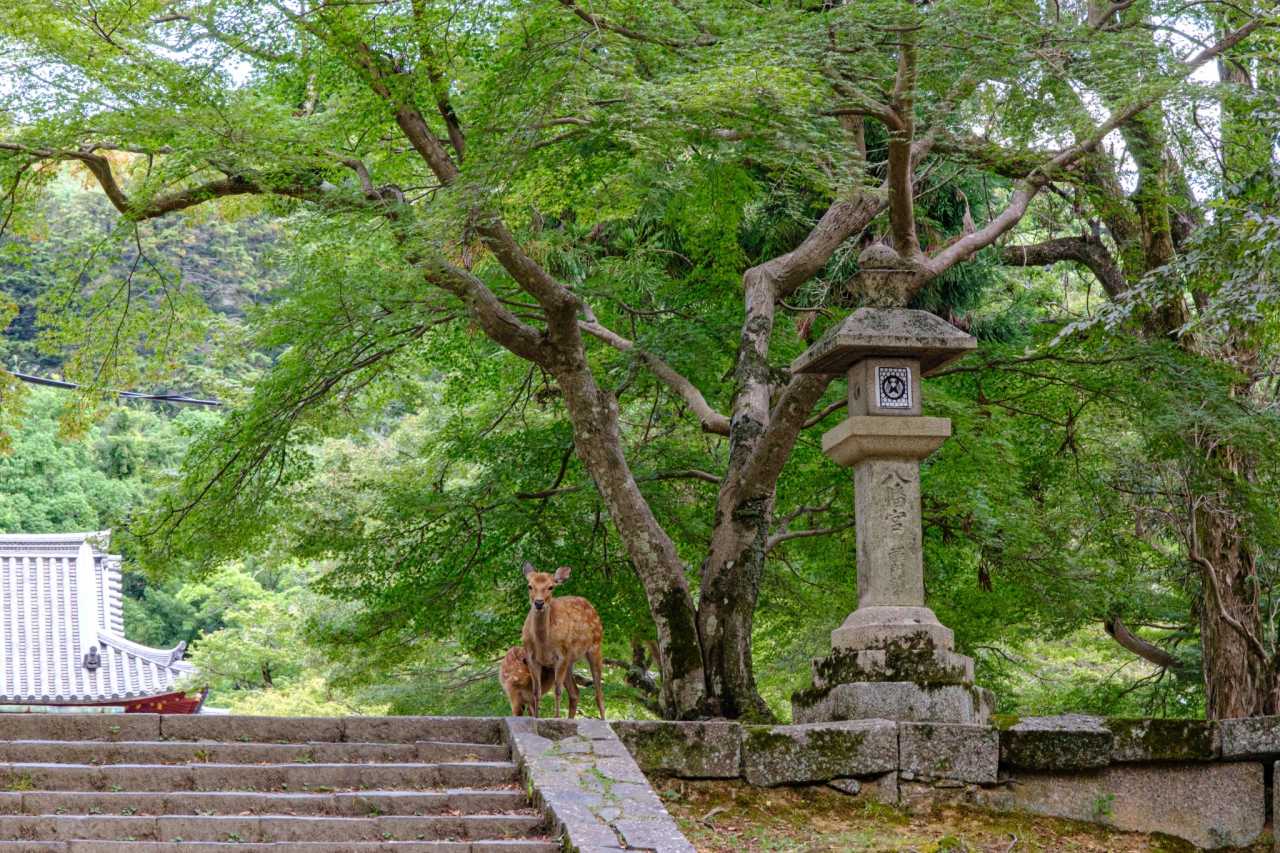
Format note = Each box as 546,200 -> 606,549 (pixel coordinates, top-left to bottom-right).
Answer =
0,531 -> 195,705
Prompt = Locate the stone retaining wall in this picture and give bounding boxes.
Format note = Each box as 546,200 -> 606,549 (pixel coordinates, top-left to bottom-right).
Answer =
613,715 -> 1280,850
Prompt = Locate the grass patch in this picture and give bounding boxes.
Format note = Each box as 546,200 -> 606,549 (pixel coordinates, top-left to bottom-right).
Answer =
658,779 -> 1269,852
1,773 -> 35,792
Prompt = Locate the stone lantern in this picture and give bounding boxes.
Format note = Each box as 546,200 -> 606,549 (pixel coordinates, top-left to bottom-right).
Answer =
789,307 -> 994,724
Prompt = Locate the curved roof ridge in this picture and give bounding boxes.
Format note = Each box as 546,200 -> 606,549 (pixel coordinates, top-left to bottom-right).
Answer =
98,631 -> 195,671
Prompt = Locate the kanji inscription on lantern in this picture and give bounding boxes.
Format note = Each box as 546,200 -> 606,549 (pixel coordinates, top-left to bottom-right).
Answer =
882,468 -> 911,533
876,366 -> 911,410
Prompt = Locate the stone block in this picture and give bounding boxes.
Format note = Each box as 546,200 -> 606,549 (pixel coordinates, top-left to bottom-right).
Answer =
159,715 -> 344,743
846,358 -> 924,417
741,720 -> 897,787
790,307 -> 977,376
794,681 -> 993,725
830,606 -> 954,653
898,779 -> 983,814
1219,715 -> 1280,758
611,721 -> 742,779
342,716 -> 502,745
812,643 -> 972,688
827,778 -> 861,795
615,817 -> 697,852
864,770 -> 898,805
980,762 -> 1264,850
899,722 -> 997,784
1104,718 -> 1219,762
824,416 -> 952,467
999,715 -> 1112,770
0,714 -> 161,742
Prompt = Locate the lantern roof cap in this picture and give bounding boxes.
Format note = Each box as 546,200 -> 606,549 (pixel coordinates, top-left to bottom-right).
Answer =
790,308 -> 977,376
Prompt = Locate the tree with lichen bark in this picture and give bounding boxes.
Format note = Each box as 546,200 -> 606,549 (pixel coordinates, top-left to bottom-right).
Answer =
0,0 -> 1274,720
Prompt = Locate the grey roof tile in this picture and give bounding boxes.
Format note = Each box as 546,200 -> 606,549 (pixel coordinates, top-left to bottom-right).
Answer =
0,531 -> 194,705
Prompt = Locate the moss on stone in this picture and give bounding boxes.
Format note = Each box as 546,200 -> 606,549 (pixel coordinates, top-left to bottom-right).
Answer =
631,725 -> 705,770
743,726 -> 797,756
1104,718 -> 1218,762
810,635 -> 970,688
790,684 -> 833,710
1000,720 -> 1111,770
743,723 -> 895,786
617,721 -> 743,779
806,728 -> 870,765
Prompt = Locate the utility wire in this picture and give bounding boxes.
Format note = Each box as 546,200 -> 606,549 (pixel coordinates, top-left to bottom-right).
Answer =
5,369 -> 223,407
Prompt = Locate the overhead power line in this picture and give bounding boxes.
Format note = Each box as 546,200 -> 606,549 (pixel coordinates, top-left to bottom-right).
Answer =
5,369 -> 223,407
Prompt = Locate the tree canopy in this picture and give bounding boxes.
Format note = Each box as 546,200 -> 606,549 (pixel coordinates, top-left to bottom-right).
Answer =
1,0 -> 1277,720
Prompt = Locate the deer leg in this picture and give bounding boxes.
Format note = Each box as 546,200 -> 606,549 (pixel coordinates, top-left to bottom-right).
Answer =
566,666 -> 580,719
554,657 -> 572,719
587,646 -> 606,719
527,659 -> 543,718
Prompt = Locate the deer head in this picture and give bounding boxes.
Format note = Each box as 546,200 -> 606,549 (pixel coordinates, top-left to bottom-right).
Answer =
523,561 -> 571,612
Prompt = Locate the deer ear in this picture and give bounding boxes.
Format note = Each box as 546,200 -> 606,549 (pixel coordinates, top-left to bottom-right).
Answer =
553,566 -> 572,584
522,561 -> 536,577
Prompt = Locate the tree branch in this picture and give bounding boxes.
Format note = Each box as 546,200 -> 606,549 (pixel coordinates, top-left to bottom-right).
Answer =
556,0 -> 715,48
580,319 -> 730,435
1103,616 -> 1180,669
410,0 -> 466,161
0,143 -> 277,220
803,397 -> 847,428
424,260 -> 548,366
733,372 -> 834,502
515,468 -> 721,500
1000,235 -> 1126,298
148,11 -> 296,64
914,13 -> 1268,286
766,520 -> 856,554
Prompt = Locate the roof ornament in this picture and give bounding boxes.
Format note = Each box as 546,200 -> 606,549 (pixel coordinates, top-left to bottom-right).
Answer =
82,646 -> 101,671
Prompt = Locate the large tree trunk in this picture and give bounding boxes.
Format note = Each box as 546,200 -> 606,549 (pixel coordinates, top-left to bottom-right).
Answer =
1193,446 -> 1280,719
696,488 -> 775,721
553,361 -> 710,718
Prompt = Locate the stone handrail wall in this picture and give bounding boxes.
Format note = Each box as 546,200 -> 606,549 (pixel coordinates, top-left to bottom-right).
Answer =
505,717 -> 695,852
612,715 -> 1280,850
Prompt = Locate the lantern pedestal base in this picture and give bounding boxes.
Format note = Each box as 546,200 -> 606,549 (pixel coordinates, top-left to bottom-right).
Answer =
831,605 -> 954,651
793,681 -> 995,725
792,607 -> 994,725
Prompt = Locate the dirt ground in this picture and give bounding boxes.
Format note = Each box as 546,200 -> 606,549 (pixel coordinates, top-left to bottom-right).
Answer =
658,778 -> 1272,853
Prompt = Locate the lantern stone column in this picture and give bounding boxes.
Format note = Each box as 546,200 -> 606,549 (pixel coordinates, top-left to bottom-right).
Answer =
789,305 -> 995,724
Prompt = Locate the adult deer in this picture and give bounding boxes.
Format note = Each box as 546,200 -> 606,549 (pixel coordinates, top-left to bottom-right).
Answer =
498,646 -> 567,716
521,562 -> 606,719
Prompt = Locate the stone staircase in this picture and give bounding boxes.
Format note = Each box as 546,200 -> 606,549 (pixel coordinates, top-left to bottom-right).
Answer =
0,715 -> 558,852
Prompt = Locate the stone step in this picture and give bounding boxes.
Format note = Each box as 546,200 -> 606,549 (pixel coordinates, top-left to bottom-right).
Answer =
0,762 -> 519,792
0,789 -> 528,817
0,842 -> 558,852
0,741 -> 508,766
0,813 -> 545,843
0,718 -> 503,747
